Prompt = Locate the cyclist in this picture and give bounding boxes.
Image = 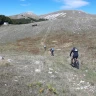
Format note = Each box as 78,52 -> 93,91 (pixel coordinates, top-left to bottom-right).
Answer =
70,47 -> 79,65
50,48 -> 54,56
44,45 -> 46,51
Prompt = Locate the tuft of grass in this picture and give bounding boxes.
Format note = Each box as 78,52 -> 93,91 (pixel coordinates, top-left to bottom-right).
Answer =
27,82 -> 43,88
36,82 -> 43,87
39,88 -> 44,93
47,84 -> 57,94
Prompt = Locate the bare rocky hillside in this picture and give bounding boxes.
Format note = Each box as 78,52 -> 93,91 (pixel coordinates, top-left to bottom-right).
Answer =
0,10 -> 96,43
0,10 -> 96,96
9,12 -> 40,19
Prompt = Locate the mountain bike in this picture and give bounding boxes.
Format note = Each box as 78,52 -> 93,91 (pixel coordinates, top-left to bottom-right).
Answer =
71,58 -> 79,69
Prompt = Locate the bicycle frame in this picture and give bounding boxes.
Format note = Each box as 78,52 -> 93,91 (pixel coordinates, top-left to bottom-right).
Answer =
74,58 -> 78,63
71,58 -> 79,69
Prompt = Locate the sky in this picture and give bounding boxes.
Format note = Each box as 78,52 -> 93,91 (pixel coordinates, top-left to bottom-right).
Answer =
0,0 -> 96,16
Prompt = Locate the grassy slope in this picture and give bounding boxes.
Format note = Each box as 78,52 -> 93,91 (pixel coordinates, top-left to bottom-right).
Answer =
0,14 -> 96,95
0,30 -> 96,96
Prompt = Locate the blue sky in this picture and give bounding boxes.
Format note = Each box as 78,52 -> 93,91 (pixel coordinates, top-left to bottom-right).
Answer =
0,0 -> 96,16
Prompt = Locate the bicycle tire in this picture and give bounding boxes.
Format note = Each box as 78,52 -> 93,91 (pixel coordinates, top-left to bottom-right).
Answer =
74,60 -> 79,69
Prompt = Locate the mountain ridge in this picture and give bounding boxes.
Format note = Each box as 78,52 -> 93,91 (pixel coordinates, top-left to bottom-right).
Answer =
8,10 -> 96,20
9,11 -> 40,19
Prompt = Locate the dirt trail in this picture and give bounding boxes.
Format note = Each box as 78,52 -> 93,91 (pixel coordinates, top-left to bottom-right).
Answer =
40,21 -> 53,46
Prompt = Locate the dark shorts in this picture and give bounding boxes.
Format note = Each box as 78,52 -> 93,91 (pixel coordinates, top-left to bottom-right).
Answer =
73,56 -> 78,59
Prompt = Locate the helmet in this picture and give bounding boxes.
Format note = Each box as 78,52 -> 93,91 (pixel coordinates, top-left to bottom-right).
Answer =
73,47 -> 78,51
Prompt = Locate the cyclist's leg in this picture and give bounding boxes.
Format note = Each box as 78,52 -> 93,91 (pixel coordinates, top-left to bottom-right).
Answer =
74,58 -> 77,63
73,58 -> 76,67
71,57 -> 74,64
75,56 -> 79,69
72,56 -> 75,64
71,57 -> 75,67
76,57 -> 79,69
76,56 -> 79,63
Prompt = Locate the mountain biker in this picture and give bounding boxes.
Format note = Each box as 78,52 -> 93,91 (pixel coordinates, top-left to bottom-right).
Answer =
50,48 -> 54,56
44,45 -> 46,51
70,47 -> 78,64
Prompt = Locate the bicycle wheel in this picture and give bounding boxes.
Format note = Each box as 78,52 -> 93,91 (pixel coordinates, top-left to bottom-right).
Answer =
74,60 -> 79,69
76,60 -> 79,69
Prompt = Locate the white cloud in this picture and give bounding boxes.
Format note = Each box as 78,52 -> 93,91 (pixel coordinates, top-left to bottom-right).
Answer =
20,3 -> 31,6
55,0 -> 89,9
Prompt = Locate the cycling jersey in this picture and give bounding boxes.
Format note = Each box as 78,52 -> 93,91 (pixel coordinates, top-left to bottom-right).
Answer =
70,48 -> 78,57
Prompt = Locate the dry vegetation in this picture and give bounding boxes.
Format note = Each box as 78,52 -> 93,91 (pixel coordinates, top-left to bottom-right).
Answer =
0,10 -> 96,96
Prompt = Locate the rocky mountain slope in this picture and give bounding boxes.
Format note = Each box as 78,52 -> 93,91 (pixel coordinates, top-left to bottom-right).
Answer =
9,12 -> 40,19
40,10 -> 95,19
0,10 -> 96,44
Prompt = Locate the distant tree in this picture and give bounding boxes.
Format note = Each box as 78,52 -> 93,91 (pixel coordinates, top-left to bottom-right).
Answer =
38,18 -> 48,21
0,15 -> 48,25
11,18 -> 31,24
0,15 -> 13,25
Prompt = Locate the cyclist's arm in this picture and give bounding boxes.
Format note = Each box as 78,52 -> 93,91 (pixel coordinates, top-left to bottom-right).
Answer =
70,50 -> 73,56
